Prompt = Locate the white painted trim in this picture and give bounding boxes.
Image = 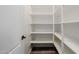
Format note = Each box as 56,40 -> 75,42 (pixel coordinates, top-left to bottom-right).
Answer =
31,41 -> 53,43
53,5 -> 55,43
31,32 -> 53,34
61,5 -> 64,54
28,48 -> 32,54
8,43 -> 21,54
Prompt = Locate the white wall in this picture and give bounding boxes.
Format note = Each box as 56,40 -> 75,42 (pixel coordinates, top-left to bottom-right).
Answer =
63,5 -> 79,46
54,5 -> 62,24
31,5 -> 52,14
54,5 -> 62,34
63,5 -> 79,22
0,5 -> 31,54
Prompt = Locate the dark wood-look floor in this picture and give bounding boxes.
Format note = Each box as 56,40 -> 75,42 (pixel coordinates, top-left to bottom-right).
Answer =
31,47 -> 58,54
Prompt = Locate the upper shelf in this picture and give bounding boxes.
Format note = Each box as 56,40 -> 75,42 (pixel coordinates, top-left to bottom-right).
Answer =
63,36 -> 78,54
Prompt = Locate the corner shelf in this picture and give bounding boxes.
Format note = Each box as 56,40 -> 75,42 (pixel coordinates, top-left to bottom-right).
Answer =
63,36 -> 78,54
54,41 -> 62,54
63,43 -> 75,54
54,32 -> 77,54
54,32 -> 62,41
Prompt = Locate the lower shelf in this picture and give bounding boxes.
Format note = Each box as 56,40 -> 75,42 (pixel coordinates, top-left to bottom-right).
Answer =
54,35 -> 62,54
31,41 -> 53,44
63,37 -> 78,54
63,43 -> 75,54
54,42 -> 62,54
54,32 -> 77,54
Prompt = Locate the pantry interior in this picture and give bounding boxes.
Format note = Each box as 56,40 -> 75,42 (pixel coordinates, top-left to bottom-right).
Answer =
0,5 -> 79,54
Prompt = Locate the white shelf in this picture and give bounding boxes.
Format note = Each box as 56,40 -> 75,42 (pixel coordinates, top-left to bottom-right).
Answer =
31,23 -> 53,25
62,20 -> 79,24
31,41 -> 53,43
54,32 -> 62,41
32,34 -> 53,41
31,32 -> 53,34
31,13 -> 52,16
54,32 -> 78,54
31,5 -> 53,45
63,43 -> 75,54
54,33 -> 77,53
54,33 -> 62,54
63,36 -> 78,54
54,42 -> 62,54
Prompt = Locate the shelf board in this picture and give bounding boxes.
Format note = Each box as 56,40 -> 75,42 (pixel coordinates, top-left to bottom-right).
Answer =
54,32 -> 62,41
31,23 -> 53,25
54,20 -> 79,24
63,37 -> 78,54
54,42 -> 62,54
31,41 -> 53,43
62,20 -> 79,24
31,32 -> 53,34
31,23 -> 62,25
54,32 -> 78,54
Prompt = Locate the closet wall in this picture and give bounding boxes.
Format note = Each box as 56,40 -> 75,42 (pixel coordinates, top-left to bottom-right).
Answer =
0,5 -> 31,54
0,5 -> 78,54
63,5 -> 79,54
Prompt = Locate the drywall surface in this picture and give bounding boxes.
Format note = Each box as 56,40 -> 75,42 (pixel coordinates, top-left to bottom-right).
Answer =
54,5 -> 62,24
0,6 -> 26,54
63,5 -> 79,22
63,5 -> 79,44
63,23 -> 79,45
31,5 -> 52,14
